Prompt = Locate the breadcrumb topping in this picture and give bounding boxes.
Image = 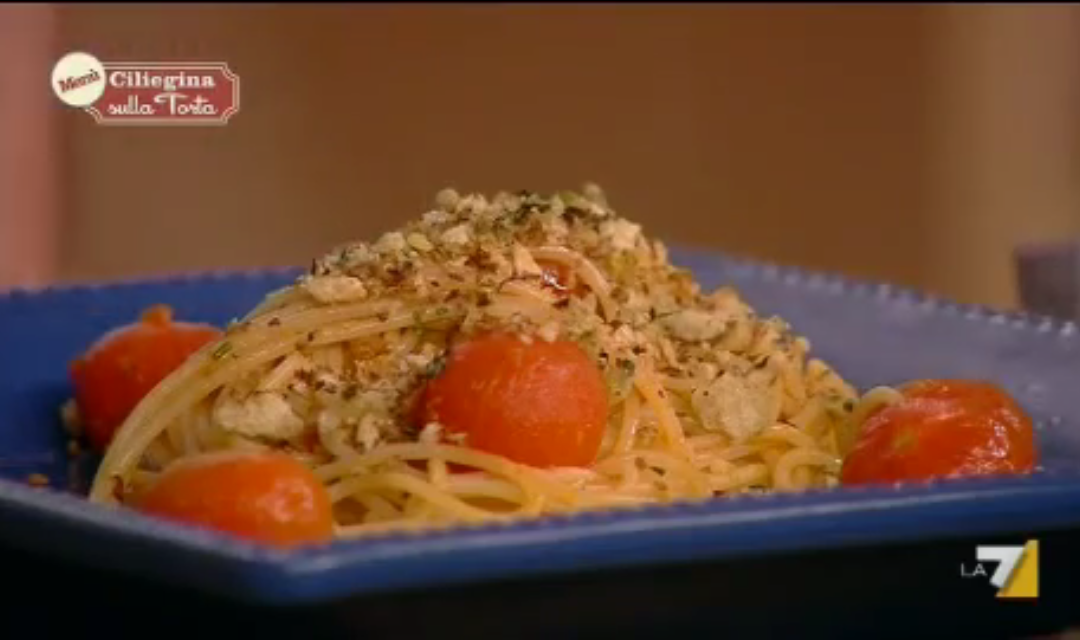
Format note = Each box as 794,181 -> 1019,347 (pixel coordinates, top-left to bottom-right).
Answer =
208,185 -> 856,459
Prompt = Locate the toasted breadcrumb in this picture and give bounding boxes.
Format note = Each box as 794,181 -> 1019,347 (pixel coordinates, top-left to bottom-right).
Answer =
122,185 -> 856,474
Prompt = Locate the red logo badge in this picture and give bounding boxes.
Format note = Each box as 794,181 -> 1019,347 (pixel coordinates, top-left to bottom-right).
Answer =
52,52 -> 240,126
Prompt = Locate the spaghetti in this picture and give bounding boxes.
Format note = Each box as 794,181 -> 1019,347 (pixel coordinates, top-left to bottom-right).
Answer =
88,186 -> 900,537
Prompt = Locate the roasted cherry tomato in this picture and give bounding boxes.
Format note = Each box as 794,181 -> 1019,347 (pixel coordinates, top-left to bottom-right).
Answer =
70,305 -> 222,452
137,451 -> 334,548
841,379 -> 1036,486
418,332 -> 609,468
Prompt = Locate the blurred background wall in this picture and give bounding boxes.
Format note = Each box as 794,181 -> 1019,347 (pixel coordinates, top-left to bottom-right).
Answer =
4,4 -> 1079,309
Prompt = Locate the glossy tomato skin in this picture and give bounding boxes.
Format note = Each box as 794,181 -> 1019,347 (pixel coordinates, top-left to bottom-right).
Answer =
70,305 -> 221,452
137,451 -> 334,548
418,333 -> 609,468
841,379 -> 1036,486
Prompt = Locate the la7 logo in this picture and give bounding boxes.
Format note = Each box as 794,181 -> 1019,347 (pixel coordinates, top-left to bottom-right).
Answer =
976,545 -> 1026,589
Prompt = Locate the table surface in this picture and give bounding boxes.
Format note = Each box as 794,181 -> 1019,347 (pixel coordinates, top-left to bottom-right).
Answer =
6,527 -> 1080,640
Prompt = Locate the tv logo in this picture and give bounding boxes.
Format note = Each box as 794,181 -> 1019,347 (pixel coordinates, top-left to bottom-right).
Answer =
960,540 -> 1039,599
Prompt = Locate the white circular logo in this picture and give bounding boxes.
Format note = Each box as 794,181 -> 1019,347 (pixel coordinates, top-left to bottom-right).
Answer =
51,52 -> 106,108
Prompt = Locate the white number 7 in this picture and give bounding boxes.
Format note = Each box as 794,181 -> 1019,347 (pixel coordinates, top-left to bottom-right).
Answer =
977,546 -> 1025,589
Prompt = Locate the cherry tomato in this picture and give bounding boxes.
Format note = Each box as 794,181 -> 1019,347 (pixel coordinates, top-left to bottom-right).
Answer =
418,332 -> 609,468
841,379 -> 1036,486
138,451 -> 334,548
70,305 -> 222,452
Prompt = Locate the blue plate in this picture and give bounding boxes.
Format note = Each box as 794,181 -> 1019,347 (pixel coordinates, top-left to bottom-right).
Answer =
2,248 -> 1080,606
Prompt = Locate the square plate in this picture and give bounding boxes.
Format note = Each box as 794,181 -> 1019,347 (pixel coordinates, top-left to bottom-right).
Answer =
2,248 -> 1080,607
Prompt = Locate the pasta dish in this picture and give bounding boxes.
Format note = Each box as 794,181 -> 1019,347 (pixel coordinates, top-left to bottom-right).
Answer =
76,185 -> 1035,546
